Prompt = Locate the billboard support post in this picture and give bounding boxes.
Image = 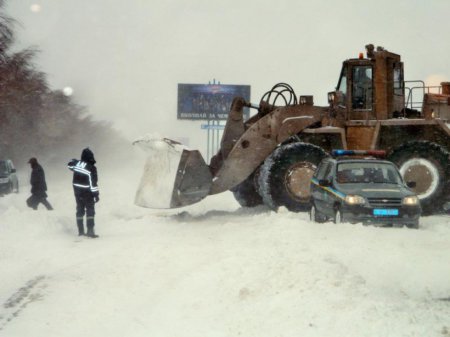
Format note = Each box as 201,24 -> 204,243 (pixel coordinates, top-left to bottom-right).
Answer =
177,80 -> 250,163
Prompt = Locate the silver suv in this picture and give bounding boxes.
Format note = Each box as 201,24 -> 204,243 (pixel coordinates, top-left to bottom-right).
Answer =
0,159 -> 19,195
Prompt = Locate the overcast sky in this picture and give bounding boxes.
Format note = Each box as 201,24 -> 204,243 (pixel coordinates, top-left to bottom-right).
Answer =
6,0 -> 450,153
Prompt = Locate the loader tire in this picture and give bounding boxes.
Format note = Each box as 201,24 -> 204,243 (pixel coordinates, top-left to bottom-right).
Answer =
388,141 -> 450,215
231,170 -> 263,208
258,142 -> 328,212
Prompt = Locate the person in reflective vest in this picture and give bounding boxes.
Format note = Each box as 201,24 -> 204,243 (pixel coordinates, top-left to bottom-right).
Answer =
68,148 -> 100,238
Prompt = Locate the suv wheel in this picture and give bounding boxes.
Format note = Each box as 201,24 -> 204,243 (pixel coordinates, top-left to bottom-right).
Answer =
406,222 -> 419,229
333,208 -> 343,224
310,204 -> 327,223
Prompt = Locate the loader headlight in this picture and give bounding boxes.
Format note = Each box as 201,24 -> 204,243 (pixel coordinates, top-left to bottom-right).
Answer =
402,196 -> 419,206
344,195 -> 365,205
328,92 -> 335,104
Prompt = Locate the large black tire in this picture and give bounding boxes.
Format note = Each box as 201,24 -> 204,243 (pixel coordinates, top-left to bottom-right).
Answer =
231,170 -> 263,207
258,142 -> 328,212
388,141 -> 450,215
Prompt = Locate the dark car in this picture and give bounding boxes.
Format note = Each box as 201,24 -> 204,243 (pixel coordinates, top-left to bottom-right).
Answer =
0,159 -> 19,195
310,150 -> 421,228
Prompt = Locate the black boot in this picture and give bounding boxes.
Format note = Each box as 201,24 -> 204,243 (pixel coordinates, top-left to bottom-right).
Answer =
86,217 -> 98,238
43,199 -> 53,211
86,227 -> 99,238
77,218 -> 85,236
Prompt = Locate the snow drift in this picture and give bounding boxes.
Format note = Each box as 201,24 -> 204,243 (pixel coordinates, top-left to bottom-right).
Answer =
1,161 -> 450,337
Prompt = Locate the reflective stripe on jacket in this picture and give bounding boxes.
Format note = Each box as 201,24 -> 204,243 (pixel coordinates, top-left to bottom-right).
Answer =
68,159 -> 99,195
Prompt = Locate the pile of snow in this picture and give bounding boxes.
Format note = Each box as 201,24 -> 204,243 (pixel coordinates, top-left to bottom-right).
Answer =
1,163 -> 450,337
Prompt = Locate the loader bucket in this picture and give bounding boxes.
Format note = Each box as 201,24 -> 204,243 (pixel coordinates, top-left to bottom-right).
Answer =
134,137 -> 212,208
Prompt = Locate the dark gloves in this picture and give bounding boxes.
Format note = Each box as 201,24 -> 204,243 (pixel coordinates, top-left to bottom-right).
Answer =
94,195 -> 100,203
68,159 -> 78,166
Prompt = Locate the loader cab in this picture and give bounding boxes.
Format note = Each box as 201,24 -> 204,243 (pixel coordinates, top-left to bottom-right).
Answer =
336,62 -> 374,112
334,46 -> 405,121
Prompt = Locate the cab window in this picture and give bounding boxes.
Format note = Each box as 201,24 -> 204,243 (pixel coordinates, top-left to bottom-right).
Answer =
393,64 -> 403,96
352,66 -> 373,110
336,66 -> 347,107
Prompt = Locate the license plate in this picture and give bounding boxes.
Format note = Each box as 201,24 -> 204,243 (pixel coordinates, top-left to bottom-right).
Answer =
373,209 -> 399,216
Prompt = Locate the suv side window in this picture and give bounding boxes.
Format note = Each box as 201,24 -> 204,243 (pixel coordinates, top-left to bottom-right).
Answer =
0,161 -> 7,174
315,160 -> 331,180
324,162 -> 334,181
8,160 -> 15,172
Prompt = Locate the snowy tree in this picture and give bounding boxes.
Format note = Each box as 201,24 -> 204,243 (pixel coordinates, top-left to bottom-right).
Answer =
0,2 -> 126,167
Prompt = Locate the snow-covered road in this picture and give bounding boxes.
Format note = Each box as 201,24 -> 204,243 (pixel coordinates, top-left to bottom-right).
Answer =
1,170 -> 450,337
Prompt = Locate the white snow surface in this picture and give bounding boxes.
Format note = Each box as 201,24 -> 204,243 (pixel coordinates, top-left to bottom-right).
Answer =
1,164 -> 450,337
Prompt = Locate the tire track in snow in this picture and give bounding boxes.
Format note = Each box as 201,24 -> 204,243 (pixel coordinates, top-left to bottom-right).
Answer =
0,275 -> 47,331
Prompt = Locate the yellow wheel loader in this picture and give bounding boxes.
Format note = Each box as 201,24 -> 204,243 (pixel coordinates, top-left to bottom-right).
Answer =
135,44 -> 450,215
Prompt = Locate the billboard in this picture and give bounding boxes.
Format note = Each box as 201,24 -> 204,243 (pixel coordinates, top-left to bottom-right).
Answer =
177,83 -> 251,120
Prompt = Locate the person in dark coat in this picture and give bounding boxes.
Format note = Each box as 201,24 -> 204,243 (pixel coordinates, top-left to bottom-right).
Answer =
68,148 -> 100,238
26,157 -> 53,210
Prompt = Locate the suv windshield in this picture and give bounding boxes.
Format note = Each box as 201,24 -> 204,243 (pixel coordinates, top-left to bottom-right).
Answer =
0,161 -> 8,175
336,162 -> 402,184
